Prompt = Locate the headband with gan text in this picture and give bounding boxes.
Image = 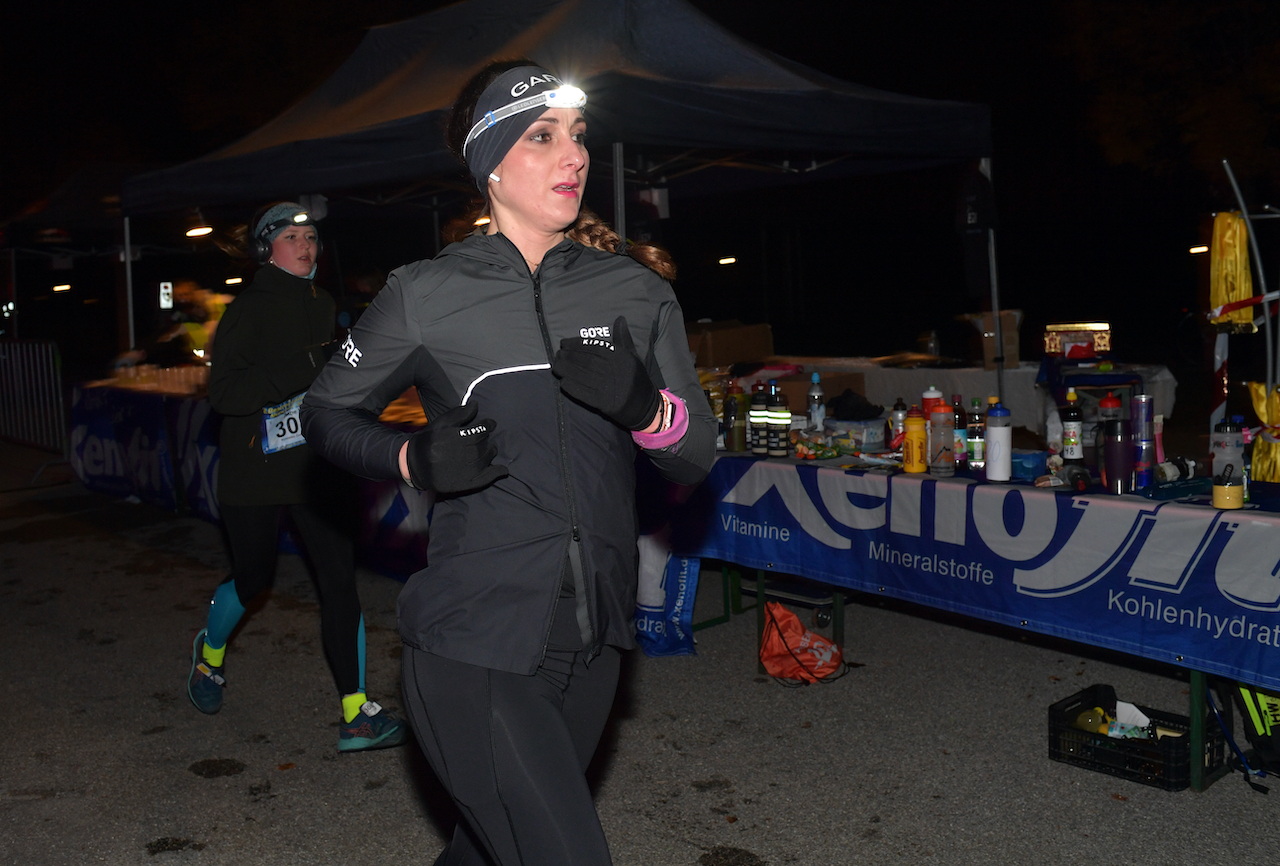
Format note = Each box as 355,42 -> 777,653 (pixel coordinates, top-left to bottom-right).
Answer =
462,66 -> 587,190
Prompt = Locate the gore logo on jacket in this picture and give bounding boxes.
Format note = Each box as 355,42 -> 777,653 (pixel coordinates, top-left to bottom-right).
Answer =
341,335 -> 362,367
579,325 -> 611,339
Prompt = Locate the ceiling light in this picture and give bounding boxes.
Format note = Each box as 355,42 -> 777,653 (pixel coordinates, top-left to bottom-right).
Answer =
52,284 -> 71,292
1189,245 -> 1209,254
225,277 -> 243,285
718,257 -> 736,265
185,207 -> 213,238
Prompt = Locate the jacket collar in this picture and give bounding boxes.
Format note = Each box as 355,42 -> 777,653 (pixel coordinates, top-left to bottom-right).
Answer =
253,262 -> 315,293
448,231 -> 583,272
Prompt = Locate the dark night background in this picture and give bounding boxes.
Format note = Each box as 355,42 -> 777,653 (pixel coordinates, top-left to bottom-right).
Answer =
4,0 -> 1280,425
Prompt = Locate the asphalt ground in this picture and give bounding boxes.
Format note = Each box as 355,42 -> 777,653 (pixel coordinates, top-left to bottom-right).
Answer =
2,438 -> 1278,866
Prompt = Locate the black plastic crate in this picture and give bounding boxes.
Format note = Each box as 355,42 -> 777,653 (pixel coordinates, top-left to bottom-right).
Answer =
1048,683 -> 1226,791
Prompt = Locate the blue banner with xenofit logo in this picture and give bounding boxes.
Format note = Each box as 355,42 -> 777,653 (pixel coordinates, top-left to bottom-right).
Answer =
70,385 -> 177,511
668,456 -> 1280,691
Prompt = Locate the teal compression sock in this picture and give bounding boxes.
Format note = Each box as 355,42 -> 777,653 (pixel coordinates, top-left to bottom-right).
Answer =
358,614 -> 366,694
204,580 -> 246,652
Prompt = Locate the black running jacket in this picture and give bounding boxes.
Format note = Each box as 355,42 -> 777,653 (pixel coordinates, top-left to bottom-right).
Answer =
301,232 -> 715,674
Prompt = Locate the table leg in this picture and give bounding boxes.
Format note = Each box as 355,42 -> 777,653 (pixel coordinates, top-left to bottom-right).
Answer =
757,569 -> 767,675
692,562 -> 732,632
1189,670 -> 1208,792
730,567 -> 753,614
832,590 -> 845,651
1189,670 -> 1234,792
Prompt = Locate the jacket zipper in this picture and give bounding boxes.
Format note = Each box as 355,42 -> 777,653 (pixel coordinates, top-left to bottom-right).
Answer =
531,265 -> 596,661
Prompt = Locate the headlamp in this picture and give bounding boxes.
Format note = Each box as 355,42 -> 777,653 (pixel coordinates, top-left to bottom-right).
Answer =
463,84 -> 588,158
543,85 -> 587,109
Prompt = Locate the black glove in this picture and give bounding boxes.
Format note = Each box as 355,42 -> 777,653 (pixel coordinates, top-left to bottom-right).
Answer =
552,315 -> 660,431
405,404 -> 509,494
320,339 -> 342,363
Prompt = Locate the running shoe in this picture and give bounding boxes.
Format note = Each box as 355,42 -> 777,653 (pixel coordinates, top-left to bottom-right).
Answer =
187,628 -> 226,714
338,701 -> 408,752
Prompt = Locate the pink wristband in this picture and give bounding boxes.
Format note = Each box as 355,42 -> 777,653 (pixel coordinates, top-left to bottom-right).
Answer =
632,390 -> 688,450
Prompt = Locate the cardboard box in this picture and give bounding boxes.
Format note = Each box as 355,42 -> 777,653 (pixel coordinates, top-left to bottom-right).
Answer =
686,320 -> 774,367
770,371 -> 867,412
978,310 -> 1020,370
1044,322 -> 1111,357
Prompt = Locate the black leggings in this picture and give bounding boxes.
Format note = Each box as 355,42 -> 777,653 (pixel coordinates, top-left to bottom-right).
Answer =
220,501 -> 361,695
402,597 -> 620,866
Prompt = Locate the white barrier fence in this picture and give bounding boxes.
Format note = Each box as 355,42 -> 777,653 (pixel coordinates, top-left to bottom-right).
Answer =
0,340 -> 67,454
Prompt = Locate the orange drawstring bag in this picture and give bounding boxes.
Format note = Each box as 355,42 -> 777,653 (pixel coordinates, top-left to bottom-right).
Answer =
759,601 -> 848,685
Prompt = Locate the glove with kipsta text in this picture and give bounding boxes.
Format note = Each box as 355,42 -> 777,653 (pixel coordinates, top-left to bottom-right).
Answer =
406,404 -> 509,494
552,315 -> 660,431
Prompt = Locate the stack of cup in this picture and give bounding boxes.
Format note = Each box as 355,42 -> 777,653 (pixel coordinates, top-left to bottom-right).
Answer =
1131,394 -> 1155,489
1101,419 -> 1134,494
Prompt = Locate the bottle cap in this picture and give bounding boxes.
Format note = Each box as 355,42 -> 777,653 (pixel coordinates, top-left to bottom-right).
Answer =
987,402 -> 1011,417
1100,391 -> 1121,409
727,382 -> 744,394
987,395 -> 999,405
1066,387 -> 1078,402
906,404 -> 923,418
951,393 -> 963,403
811,372 -> 821,384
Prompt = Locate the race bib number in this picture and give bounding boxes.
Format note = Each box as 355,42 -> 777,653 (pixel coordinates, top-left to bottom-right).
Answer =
261,392 -> 306,454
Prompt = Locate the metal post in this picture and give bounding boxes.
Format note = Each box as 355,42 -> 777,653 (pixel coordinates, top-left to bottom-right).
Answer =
8,248 -> 16,340
124,215 -> 136,350
612,141 -> 626,245
980,158 -> 1005,403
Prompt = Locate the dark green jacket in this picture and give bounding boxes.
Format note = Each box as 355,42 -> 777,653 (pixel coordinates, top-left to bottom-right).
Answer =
209,264 -> 335,506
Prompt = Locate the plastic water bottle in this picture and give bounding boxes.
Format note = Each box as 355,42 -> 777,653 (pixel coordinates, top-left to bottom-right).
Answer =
903,405 -> 927,473
766,380 -> 790,458
921,385 -> 943,459
724,382 -> 748,452
1212,416 -> 1245,482
929,402 -> 955,477
951,393 -> 968,468
806,372 -> 826,432
890,397 -> 909,449
1241,417 -> 1253,503
985,401 -> 1012,482
1094,390 -> 1122,468
749,381 -> 769,455
967,398 -> 986,469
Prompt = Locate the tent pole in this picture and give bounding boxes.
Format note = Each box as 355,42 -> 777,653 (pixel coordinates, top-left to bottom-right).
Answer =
1222,159 -> 1274,398
9,248 -> 17,340
613,142 -> 626,245
124,215 -> 136,350
980,158 -> 1004,403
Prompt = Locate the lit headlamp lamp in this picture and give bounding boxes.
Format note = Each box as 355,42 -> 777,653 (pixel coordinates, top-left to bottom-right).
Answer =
462,84 -> 588,159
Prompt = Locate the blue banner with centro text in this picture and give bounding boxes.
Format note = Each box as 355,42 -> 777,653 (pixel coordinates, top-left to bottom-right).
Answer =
669,456 -> 1280,691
